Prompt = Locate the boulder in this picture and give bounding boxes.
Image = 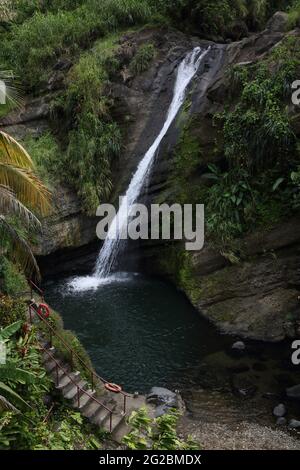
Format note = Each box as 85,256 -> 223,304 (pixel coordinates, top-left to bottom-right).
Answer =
266,12 -> 289,33
147,387 -> 177,408
276,417 -> 287,426
273,404 -> 286,418
288,419 -> 300,430
232,341 -> 246,352
146,387 -> 185,415
286,384 -> 300,400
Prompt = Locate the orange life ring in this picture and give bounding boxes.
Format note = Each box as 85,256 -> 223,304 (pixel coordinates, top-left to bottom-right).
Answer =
105,383 -> 122,394
37,303 -> 50,319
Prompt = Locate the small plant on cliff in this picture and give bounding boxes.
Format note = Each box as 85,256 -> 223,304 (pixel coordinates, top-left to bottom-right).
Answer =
129,43 -> 156,75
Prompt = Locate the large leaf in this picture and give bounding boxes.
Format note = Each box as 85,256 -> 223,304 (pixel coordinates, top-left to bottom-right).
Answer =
0,216 -> 41,280
0,185 -> 41,229
0,364 -> 35,384
0,381 -> 30,409
0,162 -> 51,216
0,321 -> 22,341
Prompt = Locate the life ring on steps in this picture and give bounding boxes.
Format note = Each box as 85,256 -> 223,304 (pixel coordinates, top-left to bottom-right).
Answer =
105,383 -> 122,394
37,303 -> 50,319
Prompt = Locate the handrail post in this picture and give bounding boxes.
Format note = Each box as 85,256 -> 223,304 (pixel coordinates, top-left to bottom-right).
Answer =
77,387 -> 80,408
91,372 -> 94,391
123,395 -> 126,415
110,413 -> 112,433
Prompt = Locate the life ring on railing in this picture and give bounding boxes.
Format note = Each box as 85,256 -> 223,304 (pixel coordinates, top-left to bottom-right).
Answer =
105,383 -> 122,394
37,303 -> 50,319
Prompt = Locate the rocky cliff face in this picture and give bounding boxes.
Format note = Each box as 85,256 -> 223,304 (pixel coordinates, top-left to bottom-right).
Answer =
141,14 -> 300,342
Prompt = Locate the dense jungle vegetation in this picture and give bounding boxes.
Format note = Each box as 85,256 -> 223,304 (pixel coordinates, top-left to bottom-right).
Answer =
0,0 -> 300,451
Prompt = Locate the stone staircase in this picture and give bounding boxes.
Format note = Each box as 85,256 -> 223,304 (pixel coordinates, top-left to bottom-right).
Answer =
40,339 -> 150,443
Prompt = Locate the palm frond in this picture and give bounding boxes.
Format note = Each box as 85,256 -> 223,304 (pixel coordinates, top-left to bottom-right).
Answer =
0,131 -> 33,169
0,162 -> 51,216
0,394 -> 19,413
0,215 -> 41,281
0,185 -> 41,229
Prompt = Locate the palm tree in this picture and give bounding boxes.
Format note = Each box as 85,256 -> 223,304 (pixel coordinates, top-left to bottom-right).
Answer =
0,131 -> 51,280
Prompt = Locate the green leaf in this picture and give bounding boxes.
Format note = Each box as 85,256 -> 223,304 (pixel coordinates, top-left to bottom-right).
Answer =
272,177 -> 285,191
0,364 -> 36,384
0,321 -> 22,341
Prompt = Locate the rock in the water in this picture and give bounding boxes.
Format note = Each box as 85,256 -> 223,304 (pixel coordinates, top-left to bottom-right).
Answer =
147,387 -> 185,415
276,417 -> 287,426
273,404 -> 286,418
147,387 -> 177,407
286,384 -> 300,400
266,12 -> 289,32
232,341 -> 246,351
288,419 -> 300,430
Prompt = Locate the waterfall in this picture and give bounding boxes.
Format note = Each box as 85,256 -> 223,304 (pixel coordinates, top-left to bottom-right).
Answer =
96,46 -> 209,278
68,47 -> 209,291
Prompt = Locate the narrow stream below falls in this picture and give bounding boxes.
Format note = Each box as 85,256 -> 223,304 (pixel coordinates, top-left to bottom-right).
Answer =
44,273 -> 300,427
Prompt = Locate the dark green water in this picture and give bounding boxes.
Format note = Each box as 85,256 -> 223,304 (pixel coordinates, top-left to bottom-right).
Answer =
45,273 -> 231,393
45,272 -> 300,425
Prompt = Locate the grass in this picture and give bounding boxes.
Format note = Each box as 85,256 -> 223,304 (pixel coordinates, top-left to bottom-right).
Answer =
1,0 -> 154,88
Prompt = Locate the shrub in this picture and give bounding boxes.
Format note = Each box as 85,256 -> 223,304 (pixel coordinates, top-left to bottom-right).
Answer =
23,133 -> 63,186
288,0 -> 300,28
123,408 -> 199,450
0,256 -> 28,298
0,294 -> 26,327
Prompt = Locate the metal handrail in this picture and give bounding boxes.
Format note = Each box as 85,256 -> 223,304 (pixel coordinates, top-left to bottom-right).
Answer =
40,344 -> 113,432
30,280 -> 45,301
29,302 -> 129,413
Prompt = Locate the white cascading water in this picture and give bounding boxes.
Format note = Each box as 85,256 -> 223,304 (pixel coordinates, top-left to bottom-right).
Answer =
69,47 -> 208,291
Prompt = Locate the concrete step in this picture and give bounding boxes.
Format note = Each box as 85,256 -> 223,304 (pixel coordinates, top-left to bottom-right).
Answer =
56,371 -> 80,390
44,358 -> 63,373
91,402 -> 116,427
75,390 -> 96,409
64,380 -> 87,400
109,413 -> 127,438
81,398 -> 102,418
42,347 -> 56,362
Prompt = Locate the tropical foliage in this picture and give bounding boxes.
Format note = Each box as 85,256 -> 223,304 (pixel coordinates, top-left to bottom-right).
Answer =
123,407 -> 199,450
0,130 -> 51,279
0,319 -> 102,450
